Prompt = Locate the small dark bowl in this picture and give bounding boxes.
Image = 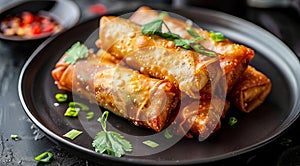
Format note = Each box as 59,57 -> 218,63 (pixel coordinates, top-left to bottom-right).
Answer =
0,0 -> 80,43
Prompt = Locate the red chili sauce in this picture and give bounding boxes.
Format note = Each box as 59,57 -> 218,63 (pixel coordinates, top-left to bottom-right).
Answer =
0,11 -> 62,39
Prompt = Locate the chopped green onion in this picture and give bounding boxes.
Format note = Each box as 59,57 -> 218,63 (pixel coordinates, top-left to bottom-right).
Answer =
64,107 -> 80,117
86,111 -> 94,120
280,138 -> 292,146
164,129 -> 173,139
210,31 -> 225,42
10,134 -> 19,140
142,140 -> 159,148
228,117 -> 238,126
63,129 -> 83,140
55,93 -> 68,102
159,11 -> 169,18
69,101 -> 89,111
34,151 -> 53,163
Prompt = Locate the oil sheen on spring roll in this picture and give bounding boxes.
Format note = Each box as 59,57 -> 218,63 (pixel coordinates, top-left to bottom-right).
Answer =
97,16 -> 223,99
129,6 -> 254,93
174,95 -> 230,139
51,49 -> 179,132
229,66 -> 271,113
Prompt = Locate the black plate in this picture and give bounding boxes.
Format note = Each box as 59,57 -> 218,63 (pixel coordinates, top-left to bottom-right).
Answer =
18,6 -> 300,165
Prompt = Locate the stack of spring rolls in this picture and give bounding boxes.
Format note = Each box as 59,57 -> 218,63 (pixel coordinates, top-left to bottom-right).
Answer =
51,7 -> 271,139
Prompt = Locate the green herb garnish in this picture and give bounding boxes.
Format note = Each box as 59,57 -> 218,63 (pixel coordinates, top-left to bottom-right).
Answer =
159,11 -> 169,18
92,111 -> 132,157
210,31 -> 225,42
64,107 -> 80,117
191,43 -> 217,57
141,17 -> 216,57
63,129 -> 83,140
228,117 -> 238,126
34,151 -> 53,163
69,101 -> 89,111
142,140 -> 159,148
64,42 -> 89,64
164,129 -> 173,139
55,93 -> 68,102
186,27 -> 200,38
280,138 -> 292,146
10,134 -> 19,140
142,18 -> 163,35
86,111 -> 94,120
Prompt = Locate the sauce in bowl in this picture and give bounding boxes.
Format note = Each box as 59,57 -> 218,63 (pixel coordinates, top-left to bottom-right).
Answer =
0,11 -> 62,39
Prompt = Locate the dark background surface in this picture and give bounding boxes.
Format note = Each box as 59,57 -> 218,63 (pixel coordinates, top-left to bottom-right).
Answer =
0,0 -> 300,165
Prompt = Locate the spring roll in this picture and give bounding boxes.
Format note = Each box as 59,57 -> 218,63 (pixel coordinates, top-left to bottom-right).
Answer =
97,16 -> 224,99
52,49 -> 179,132
229,66 -> 271,113
129,6 -> 254,93
174,96 -> 230,139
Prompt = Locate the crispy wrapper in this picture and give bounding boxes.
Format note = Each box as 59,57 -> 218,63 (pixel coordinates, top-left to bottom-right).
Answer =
51,50 -> 179,132
129,6 -> 254,93
229,66 -> 271,113
97,16 -> 223,99
174,96 -> 230,139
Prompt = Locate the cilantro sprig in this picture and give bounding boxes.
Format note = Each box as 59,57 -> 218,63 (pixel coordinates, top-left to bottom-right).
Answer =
141,17 -> 216,57
64,42 -> 89,64
92,111 -> 132,157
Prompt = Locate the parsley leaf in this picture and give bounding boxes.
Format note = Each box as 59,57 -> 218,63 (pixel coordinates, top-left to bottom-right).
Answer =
159,31 -> 180,40
64,42 -> 89,64
142,18 -> 163,35
92,111 -> 132,157
191,43 -> 217,57
141,17 -> 217,57
186,27 -> 200,38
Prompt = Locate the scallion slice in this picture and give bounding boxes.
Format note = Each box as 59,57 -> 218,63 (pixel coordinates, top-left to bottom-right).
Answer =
63,129 -> 83,140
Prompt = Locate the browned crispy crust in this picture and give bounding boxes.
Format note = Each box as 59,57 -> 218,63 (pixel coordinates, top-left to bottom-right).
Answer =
51,51 -> 179,132
229,66 -> 272,113
129,6 -> 254,93
97,16 -> 223,99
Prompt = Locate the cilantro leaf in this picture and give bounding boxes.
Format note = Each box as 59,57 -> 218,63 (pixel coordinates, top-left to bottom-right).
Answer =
186,27 -> 200,38
64,42 -> 88,64
93,131 -> 132,157
191,43 -> 217,57
142,18 -> 163,35
159,32 -> 180,40
92,111 -> 132,157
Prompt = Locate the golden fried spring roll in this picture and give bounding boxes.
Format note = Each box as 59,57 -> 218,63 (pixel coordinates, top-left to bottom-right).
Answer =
97,16 -> 224,99
129,6 -> 254,93
52,50 -> 179,132
174,95 -> 230,139
229,66 -> 271,113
